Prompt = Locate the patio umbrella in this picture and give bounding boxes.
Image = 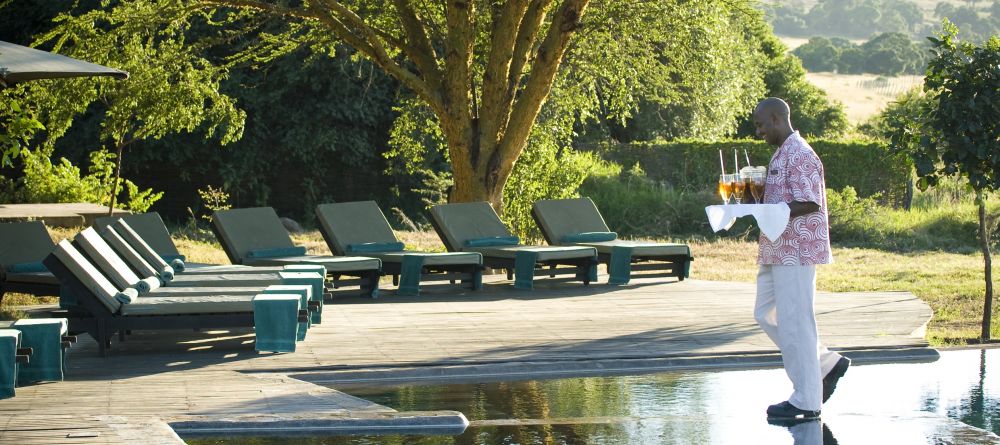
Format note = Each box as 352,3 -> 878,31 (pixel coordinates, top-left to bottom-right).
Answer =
0,40 -> 128,87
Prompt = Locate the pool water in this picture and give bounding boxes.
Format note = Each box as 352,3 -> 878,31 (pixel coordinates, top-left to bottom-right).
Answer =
187,348 -> 1000,444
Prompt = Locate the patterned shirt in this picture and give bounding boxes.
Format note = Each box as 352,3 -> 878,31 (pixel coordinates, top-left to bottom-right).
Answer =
757,132 -> 833,265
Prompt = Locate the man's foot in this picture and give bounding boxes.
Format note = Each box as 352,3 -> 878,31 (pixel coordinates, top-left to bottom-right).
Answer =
823,356 -> 851,403
766,401 -> 821,419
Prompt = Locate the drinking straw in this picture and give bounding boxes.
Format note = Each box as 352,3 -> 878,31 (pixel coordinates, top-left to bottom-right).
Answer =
719,149 -> 725,175
734,150 -> 739,174
744,149 -> 751,166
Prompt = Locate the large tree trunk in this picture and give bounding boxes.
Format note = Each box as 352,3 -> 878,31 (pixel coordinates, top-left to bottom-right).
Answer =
978,190 -> 994,341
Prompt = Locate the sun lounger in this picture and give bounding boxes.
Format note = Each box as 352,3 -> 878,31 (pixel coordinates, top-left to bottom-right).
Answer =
315,201 -> 483,296
0,221 -> 61,305
532,197 -> 693,285
76,226 -> 325,324
95,212 -> 280,274
212,207 -> 382,298
429,202 -> 598,289
43,240 -> 308,355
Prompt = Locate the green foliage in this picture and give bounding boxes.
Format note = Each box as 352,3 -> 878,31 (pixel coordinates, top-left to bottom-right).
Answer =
793,33 -> 930,75
860,87 -> 930,144
733,29 -> 849,139
580,165 -> 715,239
570,1 -> 769,142
501,129 -> 613,242
2,148 -> 162,212
196,185 -> 231,222
913,23 -> 1000,193
588,139 -> 912,207
0,90 -> 45,167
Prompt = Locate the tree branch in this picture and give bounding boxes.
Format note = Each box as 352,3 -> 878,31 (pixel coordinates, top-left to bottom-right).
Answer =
476,0 -> 533,165
495,0 -> 590,183
309,0 -> 444,115
390,0 -> 443,91
198,0 -> 316,20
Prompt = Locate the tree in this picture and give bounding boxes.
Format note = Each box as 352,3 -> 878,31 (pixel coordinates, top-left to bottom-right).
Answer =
897,23 -> 1000,340
735,29 -> 848,139
69,0 -> 764,210
28,1 -> 245,214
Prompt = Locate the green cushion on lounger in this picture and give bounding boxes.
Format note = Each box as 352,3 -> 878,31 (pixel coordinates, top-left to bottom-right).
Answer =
246,246 -> 308,259
561,232 -> 618,243
346,242 -> 405,253
252,294 -> 300,353
464,236 -> 520,247
12,318 -> 67,383
6,262 -> 47,273
0,329 -> 20,399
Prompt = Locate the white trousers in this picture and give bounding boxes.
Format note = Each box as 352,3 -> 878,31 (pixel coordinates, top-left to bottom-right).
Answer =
755,265 -> 843,411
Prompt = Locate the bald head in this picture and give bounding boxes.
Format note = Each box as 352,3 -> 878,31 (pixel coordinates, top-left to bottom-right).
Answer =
755,97 -> 790,119
753,97 -> 794,147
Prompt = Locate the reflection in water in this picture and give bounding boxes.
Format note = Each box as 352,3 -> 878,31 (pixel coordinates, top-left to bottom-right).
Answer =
767,419 -> 840,445
186,349 -> 999,445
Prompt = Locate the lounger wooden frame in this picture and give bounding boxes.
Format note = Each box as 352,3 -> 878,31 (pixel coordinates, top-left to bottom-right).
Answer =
43,254 -> 257,357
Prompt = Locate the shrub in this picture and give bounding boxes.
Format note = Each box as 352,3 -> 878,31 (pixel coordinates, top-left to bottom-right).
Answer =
1,148 -> 162,212
585,139 -> 912,207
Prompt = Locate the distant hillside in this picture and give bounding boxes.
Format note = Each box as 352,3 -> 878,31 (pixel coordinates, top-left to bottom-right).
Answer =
761,0 -> 998,41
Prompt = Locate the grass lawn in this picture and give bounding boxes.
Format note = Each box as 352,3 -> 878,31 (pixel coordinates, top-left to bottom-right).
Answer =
687,238 -> 1000,345
3,227 -> 996,346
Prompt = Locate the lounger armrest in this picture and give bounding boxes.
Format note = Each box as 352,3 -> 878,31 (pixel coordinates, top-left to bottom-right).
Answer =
16,347 -> 32,356
15,354 -> 29,364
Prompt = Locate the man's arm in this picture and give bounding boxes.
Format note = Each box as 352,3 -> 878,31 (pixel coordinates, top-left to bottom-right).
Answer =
788,201 -> 819,218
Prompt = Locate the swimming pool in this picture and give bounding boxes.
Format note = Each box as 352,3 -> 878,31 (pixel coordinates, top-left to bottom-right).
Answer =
186,348 -> 1000,444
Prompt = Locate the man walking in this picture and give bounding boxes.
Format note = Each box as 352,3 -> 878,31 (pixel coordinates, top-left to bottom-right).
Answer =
752,97 -> 850,419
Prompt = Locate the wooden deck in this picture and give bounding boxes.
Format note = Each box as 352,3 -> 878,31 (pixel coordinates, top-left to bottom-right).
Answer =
0,203 -> 128,228
0,278 -> 933,444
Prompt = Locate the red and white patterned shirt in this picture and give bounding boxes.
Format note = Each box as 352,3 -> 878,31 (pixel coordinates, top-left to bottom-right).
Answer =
757,132 -> 833,265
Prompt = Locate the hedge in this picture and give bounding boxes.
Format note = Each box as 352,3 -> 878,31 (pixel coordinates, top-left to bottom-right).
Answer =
584,139 -> 913,207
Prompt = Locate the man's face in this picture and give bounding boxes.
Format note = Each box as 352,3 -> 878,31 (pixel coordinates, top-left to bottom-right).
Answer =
753,111 -> 778,146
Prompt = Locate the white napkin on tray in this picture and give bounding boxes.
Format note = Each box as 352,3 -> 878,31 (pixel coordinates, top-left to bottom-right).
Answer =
705,203 -> 791,242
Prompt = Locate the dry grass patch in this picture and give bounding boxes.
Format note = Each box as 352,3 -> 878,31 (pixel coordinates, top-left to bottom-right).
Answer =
688,239 -> 1000,345
804,72 -> 924,124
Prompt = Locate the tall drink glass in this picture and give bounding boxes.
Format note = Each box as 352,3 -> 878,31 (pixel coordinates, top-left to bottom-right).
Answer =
731,174 -> 745,204
718,174 -> 731,204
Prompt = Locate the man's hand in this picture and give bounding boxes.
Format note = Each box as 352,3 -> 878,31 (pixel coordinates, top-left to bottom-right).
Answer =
788,201 -> 819,218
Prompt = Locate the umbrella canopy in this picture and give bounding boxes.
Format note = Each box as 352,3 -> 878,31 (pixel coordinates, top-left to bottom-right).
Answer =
0,40 -> 128,88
